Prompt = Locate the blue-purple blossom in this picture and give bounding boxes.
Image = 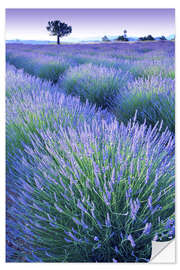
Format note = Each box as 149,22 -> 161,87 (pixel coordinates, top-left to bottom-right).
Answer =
94,236 -> 99,241
130,198 -> 141,220
147,195 -> 153,210
81,219 -> 89,230
143,223 -> 152,235
77,199 -> 88,214
153,234 -> 158,241
54,203 -> 63,213
114,246 -> 119,254
72,217 -> 81,226
127,234 -> 136,248
105,212 -> 111,228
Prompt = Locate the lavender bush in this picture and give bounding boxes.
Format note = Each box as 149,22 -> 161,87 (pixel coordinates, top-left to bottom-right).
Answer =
61,63 -> 130,108
110,75 -> 175,133
6,64 -> 113,156
7,113 -> 175,262
6,52 -> 69,82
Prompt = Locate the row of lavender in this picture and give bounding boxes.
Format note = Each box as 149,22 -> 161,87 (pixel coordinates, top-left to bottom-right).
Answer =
6,42 -> 175,83
6,42 -> 175,132
6,60 -> 175,262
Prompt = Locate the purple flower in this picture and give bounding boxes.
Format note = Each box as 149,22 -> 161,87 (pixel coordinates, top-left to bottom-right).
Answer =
66,231 -> 80,242
64,237 -> 72,243
34,177 -> 42,190
111,168 -> 115,183
152,205 -> 162,214
77,199 -> 88,214
69,228 -> 77,236
130,160 -> 134,175
72,217 -> 81,226
154,173 -> 159,187
103,194 -> 110,206
127,234 -> 136,248
94,175 -> 100,188
94,236 -> 99,241
54,203 -> 63,213
130,198 -> 140,220
126,187 -> 132,200
114,246 -> 119,254
105,212 -> 111,228
137,158 -> 141,176
143,223 -> 152,235
153,233 -> 158,241
81,218 -> 88,230
147,195 -> 152,210
145,168 -> 150,184
54,192 -> 58,202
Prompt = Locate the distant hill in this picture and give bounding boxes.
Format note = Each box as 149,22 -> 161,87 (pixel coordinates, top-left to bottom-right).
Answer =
6,40 -> 55,44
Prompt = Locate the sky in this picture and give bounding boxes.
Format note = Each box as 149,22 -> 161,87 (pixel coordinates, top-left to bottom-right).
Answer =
6,9 -> 175,41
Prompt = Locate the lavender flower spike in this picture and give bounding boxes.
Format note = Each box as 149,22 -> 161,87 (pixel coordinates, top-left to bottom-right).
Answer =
147,195 -> 153,210
143,223 -> 152,235
130,198 -> 140,221
127,234 -> 136,248
94,236 -> 99,241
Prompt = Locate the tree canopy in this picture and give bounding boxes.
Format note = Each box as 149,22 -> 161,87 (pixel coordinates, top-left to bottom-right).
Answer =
46,20 -> 72,45
116,35 -> 129,42
159,36 -> 166,40
139,35 -> 155,41
102,36 -> 110,42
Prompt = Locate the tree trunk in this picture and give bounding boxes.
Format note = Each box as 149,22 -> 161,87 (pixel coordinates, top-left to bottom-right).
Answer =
57,35 -> 60,45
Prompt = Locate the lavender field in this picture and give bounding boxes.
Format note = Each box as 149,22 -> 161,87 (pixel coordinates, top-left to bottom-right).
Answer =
6,41 -> 175,262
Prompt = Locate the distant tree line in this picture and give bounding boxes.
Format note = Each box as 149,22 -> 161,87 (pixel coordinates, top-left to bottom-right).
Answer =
102,34 -> 168,42
138,35 -> 155,41
138,35 -> 167,41
102,35 -> 129,42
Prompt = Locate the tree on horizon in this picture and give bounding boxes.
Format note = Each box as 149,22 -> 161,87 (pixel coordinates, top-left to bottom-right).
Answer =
116,35 -> 129,42
46,20 -> 72,45
159,36 -> 166,40
102,35 -> 110,42
139,35 -> 155,41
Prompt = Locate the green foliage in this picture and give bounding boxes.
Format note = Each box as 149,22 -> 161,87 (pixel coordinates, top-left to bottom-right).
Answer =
116,35 -> 129,41
6,53 -> 68,82
111,76 -> 175,133
159,36 -> 166,41
139,35 -> 155,41
37,62 -> 67,82
62,63 -> 127,108
102,36 -> 110,42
